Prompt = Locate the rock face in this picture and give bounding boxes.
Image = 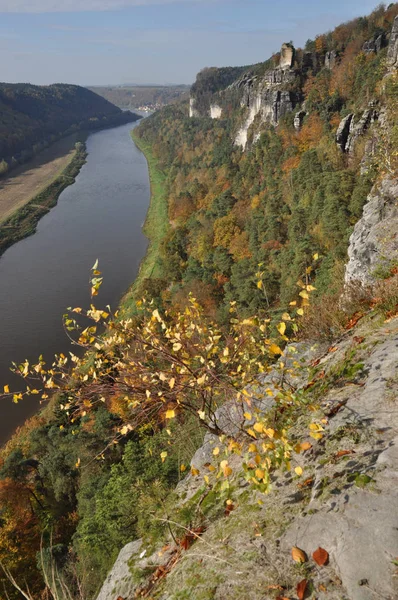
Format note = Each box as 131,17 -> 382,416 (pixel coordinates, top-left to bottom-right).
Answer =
209,104 -> 222,119
294,109 -> 306,130
279,42 -> 295,68
335,113 -> 353,151
96,540 -> 143,600
362,33 -> 385,54
324,50 -> 337,69
387,15 -> 398,68
336,109 -> 377,154
234,45 -> 299,148
345,176 -> 398,285
188,97 -> 199,118
97,314 -> 398,600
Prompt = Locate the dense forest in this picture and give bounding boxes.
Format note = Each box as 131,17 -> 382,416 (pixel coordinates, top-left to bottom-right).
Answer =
88,85 -> 190,110
0,4 -> 397,600
0,83 -> 139,175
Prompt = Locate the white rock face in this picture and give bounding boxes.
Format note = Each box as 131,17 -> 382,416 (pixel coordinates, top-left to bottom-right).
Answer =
387,15 -> 398,68
234,93 -> 262,148
279,43 -> 294,68
345,176 -> 398,285
189,97 -> 199,118
209,104 -> 222,119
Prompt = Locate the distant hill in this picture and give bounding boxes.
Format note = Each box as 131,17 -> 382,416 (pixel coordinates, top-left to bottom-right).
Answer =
87,85 -> 190,110
0,83 -> 139,174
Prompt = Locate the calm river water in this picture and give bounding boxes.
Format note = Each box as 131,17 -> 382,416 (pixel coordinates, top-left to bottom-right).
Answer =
0,120 -> 150,442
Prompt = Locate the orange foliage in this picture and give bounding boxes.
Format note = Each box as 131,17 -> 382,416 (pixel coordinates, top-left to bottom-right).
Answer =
229,230 -> 252,261
296,114 -> 324,152
282,155 -> 300,174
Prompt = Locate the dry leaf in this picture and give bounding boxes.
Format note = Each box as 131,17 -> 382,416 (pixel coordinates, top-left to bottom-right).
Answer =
291,546 -> 307,563
313,546 -> 329,566
301,441 -> 312,451
334,449 -> 355,459
297,579 -> 307,600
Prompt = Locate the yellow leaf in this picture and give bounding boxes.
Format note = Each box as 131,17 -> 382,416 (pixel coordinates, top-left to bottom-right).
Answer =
180,464 -> 186,472
207,464 -> 216,472
299,290 -> 309,299
198,410 -> 206,420
297,308 -> 304,316
289,301 -> 297,306
165,409 -> 175,419
277,322 -> 286,336
75,458 -> 81,468
294,466 -> 303,476
264,428 -> 275,438
310,432 -> 323,440
268,343 -> 282,355
191,467 -> 200,476
197,373 -> 206,385
3,385 -> 9,394
160,451 -> 168,463
313,253 -> 319,260
244,412 -> 252,420
204,475 -> 210,484
309,423 -> 324,432
292,546 -> 307,563
253,422 -> 263,433
282,312 -> 291,321
213,447 -> 220,456
248,443 -> 257,452
300,441 -> 312,451
169,378 -> 175,389
173,342 -> 182,352
257,280 -> 263,289
223,465 -> 233,477
255,468 -> 265,480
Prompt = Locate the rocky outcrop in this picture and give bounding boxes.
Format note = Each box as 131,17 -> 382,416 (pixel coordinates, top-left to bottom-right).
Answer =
209,104 -> 222,119
188,97 -> 199,118
234,44 -> 299,148
336,109 -> 377,154
345,176 -> 398,285
335,113 -> 353,151
324,50 -> 337,69
294,109 -> 306,130
279,42 -> 295,68
97,314 -> 398,600
362,33 -> 385,54
387,15 -> 398,68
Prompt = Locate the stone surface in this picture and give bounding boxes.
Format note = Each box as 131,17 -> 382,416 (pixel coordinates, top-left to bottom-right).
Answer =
324,50 -> 337,69
387,15 -> 398,68
335,113 -> 353,152
279,43 -> 295,69
345,176 -> 398,285
209,104 -> 222,119
294,109 -> 306,130
96,539 -> 143,600
362,33 -> 385,54
346,109 -> 377,154
188,97 -> 199,118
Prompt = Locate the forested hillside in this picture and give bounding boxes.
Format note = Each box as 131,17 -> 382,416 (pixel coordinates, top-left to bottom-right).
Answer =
134,3 -> 398,322
0,83 -> 139,175
0,5 -> 397,600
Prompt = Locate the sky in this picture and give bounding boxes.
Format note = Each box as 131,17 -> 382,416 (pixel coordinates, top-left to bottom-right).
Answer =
0,0 -> 383,86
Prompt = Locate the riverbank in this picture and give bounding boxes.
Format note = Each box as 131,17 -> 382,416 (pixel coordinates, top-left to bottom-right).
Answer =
122,129 -> 169,313
0,141 -> 87,258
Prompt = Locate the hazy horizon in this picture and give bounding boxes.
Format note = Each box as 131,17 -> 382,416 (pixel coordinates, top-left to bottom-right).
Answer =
0,0 -> 384,87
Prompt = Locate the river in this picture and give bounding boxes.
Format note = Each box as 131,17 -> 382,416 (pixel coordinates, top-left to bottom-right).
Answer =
0,120 -> 150,443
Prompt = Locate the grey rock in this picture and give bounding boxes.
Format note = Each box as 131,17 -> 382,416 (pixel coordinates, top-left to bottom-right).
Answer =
96,539 -> 142,600
345,176 -> 398,285
346,109 -> 377,154
279,43 -> 295,69
294,110 -> 306,130
387,15 -> 398,68
325,50 -> 337,69
362,33 -> 385,54
336,113 -> 353,152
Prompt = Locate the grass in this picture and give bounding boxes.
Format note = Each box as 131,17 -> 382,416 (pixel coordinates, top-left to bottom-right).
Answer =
120,130 -> 170,314
0,142 -> 87,258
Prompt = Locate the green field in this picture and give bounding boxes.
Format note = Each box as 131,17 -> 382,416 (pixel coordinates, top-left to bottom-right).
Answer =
121,130 -> 169,313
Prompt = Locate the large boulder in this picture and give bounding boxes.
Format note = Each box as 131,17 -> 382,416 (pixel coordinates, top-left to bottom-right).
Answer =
345,176 -> 398,285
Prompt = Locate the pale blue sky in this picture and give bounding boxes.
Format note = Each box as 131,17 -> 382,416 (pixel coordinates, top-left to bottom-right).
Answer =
0,0 -> 383,85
